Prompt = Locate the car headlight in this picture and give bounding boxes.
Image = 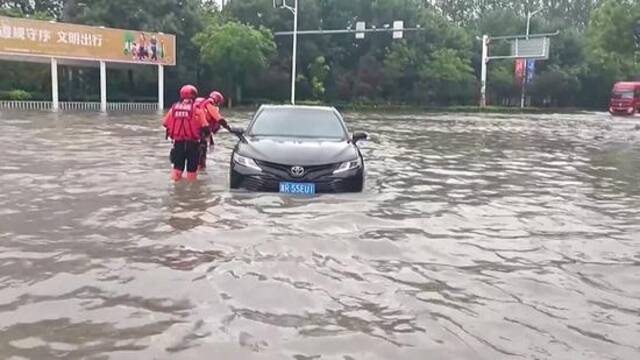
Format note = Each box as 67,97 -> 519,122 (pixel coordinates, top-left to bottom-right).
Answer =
233,153 -> 262,172
333,158 -> 362,174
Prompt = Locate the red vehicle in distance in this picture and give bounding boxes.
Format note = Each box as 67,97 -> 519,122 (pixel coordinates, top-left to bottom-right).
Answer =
609,82 -> 640,116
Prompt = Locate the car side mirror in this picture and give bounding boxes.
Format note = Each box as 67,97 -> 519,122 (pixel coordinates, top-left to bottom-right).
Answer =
352,132 -> 368,143
229,127 -> 245,138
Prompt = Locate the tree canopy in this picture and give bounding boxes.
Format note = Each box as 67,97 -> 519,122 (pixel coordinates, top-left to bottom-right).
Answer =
1,0 -> 639,108
194,21 -> 276,105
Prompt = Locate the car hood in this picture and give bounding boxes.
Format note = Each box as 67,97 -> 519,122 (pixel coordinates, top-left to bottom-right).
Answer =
237,136 -> 358,166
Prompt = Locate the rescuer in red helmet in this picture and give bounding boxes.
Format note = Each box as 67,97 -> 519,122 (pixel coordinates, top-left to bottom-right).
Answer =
195,90 -> 231,171
163,84 -> 209,182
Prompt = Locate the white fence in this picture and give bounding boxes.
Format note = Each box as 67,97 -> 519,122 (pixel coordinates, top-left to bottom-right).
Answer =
0,101 -> 53,111
107,102 -> 159,111
60,102 -> 101,111
0,101 -> 159,112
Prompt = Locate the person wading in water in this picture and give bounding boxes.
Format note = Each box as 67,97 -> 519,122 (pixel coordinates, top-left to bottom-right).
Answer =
163,85 -> 209,182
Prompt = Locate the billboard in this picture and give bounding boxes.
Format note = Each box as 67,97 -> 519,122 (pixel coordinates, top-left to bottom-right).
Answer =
0,16 -> 176,66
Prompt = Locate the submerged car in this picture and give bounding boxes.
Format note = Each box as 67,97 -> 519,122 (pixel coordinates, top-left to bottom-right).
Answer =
229,105 -> 368,194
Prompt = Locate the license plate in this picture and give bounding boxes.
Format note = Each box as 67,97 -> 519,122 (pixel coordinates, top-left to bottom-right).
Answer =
279,182 -> 316,195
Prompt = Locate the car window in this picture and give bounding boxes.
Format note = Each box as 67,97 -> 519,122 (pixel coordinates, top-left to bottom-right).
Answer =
612,91 -> 634,99
249,108 -> 347,139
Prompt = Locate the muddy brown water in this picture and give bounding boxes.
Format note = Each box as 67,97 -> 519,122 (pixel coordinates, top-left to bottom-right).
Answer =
0,110 -> 639,360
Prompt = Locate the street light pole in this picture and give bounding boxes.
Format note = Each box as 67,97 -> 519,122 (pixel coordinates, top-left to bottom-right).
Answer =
521,8 -> 543,108
291,0 -> 298,105
275,0 -> 298,105
480,35 -> 489,108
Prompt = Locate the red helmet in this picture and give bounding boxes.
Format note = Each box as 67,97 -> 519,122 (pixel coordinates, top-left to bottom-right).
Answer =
180,85 -> 198,100
209,91 -> 225,106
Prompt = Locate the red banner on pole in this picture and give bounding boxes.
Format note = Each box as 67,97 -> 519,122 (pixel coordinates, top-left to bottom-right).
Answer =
515,59 -> 525,87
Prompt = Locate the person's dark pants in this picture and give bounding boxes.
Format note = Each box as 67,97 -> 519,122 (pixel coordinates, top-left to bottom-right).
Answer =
172,141 -> 200,180
199,138 -> 208,169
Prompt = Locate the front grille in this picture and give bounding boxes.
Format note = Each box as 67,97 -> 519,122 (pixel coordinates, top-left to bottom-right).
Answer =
255,160 -> 338,181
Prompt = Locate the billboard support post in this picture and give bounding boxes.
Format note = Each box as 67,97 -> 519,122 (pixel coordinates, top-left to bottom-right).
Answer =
480,35 -> 488,108
158,64 -> 164,113
100,61 -> 107,113
51,58 -> 59,112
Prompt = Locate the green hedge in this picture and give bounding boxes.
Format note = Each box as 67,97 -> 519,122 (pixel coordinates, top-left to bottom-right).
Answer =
0,90 -> 33,101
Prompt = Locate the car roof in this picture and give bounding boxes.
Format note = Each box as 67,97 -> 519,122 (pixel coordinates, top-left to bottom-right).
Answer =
614,82 -> 640,89
258,104 -> 339,113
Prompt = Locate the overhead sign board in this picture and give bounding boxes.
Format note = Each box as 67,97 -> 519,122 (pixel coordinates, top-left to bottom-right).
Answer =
510,37 -> 550,60
0,16 -> 176,66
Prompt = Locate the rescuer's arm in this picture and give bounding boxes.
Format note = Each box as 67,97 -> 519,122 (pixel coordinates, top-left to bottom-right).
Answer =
163,111 -> 172,139
205,104 -> 231,131
196,108 -> 210,139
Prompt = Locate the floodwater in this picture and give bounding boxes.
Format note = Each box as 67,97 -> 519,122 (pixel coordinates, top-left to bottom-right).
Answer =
0,110 -> 639,360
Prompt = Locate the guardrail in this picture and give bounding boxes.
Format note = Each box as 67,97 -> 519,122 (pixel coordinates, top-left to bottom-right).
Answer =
60,102 -> 101,111
107,102 -> 158,111
0,101 -> 53,111
0,101 -> 159,112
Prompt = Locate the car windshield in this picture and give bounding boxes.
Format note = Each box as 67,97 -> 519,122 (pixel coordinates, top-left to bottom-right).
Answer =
249,108 -> 346,139
612,91 -> 634,99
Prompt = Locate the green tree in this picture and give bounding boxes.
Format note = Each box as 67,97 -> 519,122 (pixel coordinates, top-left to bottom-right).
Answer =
587,0 -> 640,79
419,48 -> 476,105
487,63 -> 519,106
530,67 -> 580,107
308,56 -> 330,100
582,0 -> 640,106
383,40 -> 420,101
193,21 -> 276,106
0,0 -> 61,18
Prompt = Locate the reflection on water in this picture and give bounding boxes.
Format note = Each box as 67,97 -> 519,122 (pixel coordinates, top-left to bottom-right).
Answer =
0,110 -> 639,359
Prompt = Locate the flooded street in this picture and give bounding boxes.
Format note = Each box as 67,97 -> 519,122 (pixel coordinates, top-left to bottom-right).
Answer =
0,110 -> 639,359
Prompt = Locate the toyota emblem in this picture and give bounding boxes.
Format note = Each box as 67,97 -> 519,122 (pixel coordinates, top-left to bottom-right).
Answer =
290,166 -> 305,177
